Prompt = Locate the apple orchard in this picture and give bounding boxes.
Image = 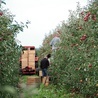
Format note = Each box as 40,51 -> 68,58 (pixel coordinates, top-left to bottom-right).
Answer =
0,0 -> 98,98
39,0 -> 98,97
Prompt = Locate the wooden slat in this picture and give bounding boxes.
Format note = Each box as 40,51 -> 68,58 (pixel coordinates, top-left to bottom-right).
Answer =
21,58 -> 27,62
28,51 -> 35,54
27,77 -> 41,85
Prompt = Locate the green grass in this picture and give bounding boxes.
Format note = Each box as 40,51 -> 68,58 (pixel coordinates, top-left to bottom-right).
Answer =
19,76 -> 84,98
29,84 -> 84,98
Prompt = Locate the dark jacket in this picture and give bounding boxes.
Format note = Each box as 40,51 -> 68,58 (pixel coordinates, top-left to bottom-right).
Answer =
40,58 -> 49,69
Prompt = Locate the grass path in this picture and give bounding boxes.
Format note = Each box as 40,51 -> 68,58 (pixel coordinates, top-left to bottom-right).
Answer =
19,75 -> 41,98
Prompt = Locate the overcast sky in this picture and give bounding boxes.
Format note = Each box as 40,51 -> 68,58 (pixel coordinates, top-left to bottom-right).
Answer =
4,0 -> 88,48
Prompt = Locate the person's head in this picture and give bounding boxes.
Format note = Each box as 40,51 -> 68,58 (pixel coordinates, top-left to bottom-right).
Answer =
53,33 -> 60,37
47,54 -> 51,58
57,30 -> 61,34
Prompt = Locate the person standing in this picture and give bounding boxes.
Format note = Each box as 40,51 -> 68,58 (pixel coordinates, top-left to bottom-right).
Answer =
50,33 -> 61,52
50,32 -> 61,60
40,54 -> 51,77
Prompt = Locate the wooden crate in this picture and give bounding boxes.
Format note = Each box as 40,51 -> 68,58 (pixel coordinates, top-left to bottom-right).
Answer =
39,70 -> 43,76
29,51 -> 35,54
29,53 -> 35,55
29,61 -> 35,65
21,55 -> 27,58
21,58 -> 27,62
27,76 -> 41,85
29,55 -> 35,60
21,48 -> 36,69
29,59 -> 35,62
22,61 -> 28,69
23,50 -> 28,54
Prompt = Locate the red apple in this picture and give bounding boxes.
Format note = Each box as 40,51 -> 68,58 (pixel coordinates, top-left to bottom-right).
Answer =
0,38 -> 3,41
87,12 -> 91,17
0,12 -> 3,16
80,34 -> 87,41
84,16 -> 88,21
88,64 -> 92,68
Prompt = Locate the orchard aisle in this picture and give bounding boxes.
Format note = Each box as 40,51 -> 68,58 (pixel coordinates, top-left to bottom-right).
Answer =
19,76 -> 41,98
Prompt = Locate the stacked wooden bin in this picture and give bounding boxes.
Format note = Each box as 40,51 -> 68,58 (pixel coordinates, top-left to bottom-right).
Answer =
21,46 -> 36,74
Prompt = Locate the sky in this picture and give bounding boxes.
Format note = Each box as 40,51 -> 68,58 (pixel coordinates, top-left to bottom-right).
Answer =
3,0 -> 88,48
